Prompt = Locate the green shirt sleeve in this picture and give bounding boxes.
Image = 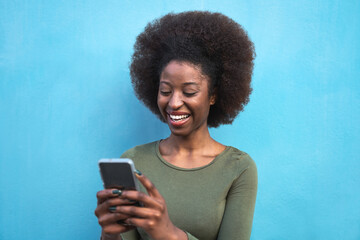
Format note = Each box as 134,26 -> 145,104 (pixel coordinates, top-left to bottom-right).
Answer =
120,229 -> 140,240
121,230 -> 198,240
217,154 -> 258,240
185,231 -> 199,240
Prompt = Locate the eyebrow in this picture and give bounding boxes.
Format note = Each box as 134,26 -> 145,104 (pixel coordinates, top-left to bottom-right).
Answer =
159,81 -> 199,86
183,82 -> 198,86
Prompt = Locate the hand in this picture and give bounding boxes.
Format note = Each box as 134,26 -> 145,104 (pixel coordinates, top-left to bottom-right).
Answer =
113,171 -> 187,240
94,188 -> 136,235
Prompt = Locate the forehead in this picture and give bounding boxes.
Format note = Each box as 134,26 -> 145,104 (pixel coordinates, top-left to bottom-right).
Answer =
160,60 -> 209,85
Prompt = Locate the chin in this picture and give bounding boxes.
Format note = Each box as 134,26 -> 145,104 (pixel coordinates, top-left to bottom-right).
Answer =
170,131 -> 189,137
168,126 -> 189,137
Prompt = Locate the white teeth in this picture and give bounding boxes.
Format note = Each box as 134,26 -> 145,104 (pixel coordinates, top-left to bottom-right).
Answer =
169,114 -> 190,121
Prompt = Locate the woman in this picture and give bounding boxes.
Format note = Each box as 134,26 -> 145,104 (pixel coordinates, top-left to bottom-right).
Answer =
95,11 -> 257,240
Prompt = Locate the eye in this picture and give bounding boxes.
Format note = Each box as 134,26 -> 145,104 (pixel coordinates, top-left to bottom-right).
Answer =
160,90 -> 171,96
184,92 -> 197,97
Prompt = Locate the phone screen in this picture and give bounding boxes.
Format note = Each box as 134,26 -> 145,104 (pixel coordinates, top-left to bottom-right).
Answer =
99,161 -> 137,190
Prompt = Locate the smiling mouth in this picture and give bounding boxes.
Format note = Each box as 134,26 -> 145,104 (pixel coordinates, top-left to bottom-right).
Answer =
169,114 -> 190,122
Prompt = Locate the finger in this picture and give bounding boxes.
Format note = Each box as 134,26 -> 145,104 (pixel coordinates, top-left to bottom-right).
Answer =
124,217 -> 157,231
95,197 -> 133,217
116,205 -> 160,219
102,224 -> 135,235
108,204 -> 141,214
121,190 -> 162,209
106,197 -> 136,207
96,189 -> 123,204
134,171 -> 162,199
98,212 -> 132,226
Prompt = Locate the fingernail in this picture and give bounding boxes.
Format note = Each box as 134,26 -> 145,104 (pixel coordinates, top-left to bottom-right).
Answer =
108,206 -> 117,212
134,169 -> 142,176
112,189 -> 122,196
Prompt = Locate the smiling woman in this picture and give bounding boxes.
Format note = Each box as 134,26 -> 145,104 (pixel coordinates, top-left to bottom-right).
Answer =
94,11 -> 257,240
158,60 -> 216,138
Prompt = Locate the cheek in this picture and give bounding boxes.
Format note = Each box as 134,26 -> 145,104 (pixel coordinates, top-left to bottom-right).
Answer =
194,99 -> 212,117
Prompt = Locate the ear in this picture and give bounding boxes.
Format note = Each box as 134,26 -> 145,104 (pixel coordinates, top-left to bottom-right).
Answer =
210,95 -> 216,105
209,88 -> 217,105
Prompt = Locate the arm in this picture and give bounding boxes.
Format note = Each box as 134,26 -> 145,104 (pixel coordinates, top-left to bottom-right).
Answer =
217,156 -> 258,240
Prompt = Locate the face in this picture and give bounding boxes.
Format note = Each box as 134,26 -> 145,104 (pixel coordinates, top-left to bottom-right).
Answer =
157,60 -> 216,137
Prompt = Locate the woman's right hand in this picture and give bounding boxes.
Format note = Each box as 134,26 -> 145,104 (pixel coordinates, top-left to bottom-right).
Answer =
95,189 -> 136,235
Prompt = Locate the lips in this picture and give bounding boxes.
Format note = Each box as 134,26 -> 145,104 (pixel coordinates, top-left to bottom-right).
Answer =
169,114 -> 190,121
167,112 -> 191,127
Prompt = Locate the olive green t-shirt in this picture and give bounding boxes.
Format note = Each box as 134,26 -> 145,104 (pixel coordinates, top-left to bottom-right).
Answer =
120,141 -> 257,240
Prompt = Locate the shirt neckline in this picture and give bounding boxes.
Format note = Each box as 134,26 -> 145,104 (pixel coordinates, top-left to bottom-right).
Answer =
154,140 -> 231,171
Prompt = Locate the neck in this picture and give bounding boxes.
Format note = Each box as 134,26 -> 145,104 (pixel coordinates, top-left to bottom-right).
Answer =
166,125 -> 214,153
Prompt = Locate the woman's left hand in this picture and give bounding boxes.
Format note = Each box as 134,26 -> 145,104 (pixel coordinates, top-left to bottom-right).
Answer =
113,171 -> 187,240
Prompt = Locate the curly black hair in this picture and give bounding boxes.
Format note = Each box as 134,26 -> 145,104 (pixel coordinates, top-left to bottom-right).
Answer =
130,11 -> 255,127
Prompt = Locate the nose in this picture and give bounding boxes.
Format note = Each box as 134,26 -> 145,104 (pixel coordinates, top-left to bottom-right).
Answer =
168,92 -> 183,110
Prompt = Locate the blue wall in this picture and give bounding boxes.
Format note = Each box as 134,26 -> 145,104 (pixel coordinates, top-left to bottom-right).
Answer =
1,1 -> 359,239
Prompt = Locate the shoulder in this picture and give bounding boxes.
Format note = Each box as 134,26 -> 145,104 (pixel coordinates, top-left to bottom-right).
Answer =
224,146 -> 257,171
224,147 -> 258,190
120,141 -> 158,159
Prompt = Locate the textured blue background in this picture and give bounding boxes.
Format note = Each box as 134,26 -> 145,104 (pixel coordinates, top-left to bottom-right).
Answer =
1,1 -> 359,239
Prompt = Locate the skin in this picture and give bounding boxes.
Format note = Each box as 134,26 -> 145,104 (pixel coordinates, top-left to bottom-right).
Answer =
95,60 -> 226,239
95,173 -> 186,240
157,60 -> 226,168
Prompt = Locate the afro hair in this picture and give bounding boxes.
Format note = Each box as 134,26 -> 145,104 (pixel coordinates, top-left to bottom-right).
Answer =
130,11 -> 255,127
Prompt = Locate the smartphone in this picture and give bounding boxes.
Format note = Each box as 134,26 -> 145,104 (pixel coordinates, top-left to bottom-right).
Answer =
98,158 -> 140,191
